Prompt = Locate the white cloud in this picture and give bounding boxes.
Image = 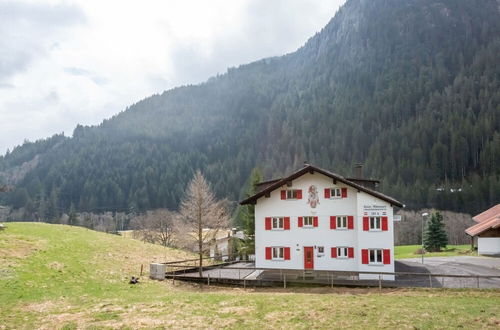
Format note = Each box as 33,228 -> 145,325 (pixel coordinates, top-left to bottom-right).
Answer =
0,0 -> 345,154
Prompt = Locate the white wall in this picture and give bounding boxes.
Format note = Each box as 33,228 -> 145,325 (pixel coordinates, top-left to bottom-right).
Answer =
254,172 -> 396,280
478,237 -> 500,255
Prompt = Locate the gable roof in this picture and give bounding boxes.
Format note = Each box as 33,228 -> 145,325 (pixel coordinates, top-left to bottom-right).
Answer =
240,164 -> 404,207
472,204 -> 500,223
466,204 -> 500,236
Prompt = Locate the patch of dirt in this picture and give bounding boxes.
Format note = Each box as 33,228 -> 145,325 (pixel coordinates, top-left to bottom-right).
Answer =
0,234 -> 46,268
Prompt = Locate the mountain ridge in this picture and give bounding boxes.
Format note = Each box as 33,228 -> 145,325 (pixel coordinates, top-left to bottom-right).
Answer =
1,0 -> 499,220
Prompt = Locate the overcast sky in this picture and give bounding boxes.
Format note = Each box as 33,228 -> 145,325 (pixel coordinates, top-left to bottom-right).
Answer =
0,0 -> 345,155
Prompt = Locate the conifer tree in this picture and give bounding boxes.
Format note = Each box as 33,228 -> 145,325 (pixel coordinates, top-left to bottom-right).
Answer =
423,211 -> 448,252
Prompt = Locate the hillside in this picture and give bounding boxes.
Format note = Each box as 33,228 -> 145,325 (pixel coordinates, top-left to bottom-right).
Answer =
1,0 -> 499,220
1,222 -> 499,329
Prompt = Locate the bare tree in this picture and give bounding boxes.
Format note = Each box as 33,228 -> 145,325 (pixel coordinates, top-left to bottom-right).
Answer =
130,209 -> 176,246
177,171 -> 230,277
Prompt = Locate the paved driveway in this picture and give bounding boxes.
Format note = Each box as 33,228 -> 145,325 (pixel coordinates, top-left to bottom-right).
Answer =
396,256 -> 500,288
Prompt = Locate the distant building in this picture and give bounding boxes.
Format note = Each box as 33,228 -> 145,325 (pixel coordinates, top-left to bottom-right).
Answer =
208,228 -> 245,261
240,164 -> 404,280
466,204 -> 500,255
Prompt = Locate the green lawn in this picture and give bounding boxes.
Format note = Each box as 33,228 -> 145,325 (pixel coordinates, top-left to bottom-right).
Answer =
395,244 -> 476,259
1,223 -> 499,329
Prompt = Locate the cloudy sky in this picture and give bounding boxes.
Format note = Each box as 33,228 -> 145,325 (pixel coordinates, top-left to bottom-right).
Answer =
0,0 -> 345,154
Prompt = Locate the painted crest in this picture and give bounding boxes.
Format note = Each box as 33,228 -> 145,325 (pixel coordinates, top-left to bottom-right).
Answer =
307,185 -> 320,208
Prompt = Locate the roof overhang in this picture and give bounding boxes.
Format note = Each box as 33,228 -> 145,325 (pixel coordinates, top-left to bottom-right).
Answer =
239,164 -> 404,208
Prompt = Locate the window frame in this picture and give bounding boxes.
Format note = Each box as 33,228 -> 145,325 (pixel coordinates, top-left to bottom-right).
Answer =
329,188 -> 342,199
286,189 -> 298,200
272,247 -> 284,260
369,216 -> 382,231
271,217 -> 284,230
336,216 -> 348,229
337,247 -> 348,259
303,216 -> 314,227
369,249 -> 383,264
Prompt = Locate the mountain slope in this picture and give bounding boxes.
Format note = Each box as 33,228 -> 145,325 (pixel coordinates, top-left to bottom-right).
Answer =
1,0 -> 499,219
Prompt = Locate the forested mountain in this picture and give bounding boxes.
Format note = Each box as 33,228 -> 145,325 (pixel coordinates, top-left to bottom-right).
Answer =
1,0 -> 499,221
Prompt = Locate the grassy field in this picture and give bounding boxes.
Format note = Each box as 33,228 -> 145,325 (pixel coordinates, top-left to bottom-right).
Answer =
395,244 -> 476,259
1,223 -> 499,329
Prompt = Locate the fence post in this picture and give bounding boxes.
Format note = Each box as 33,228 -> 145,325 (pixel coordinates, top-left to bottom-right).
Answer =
378,274 -> 382,291
331,273 -> 333,288
140,264 -> 143,277
284,274 -> 286,288
239,269 -> 241,280
244,279 -> 246,289
476,276 -> 480,289
429,274 -> 433,288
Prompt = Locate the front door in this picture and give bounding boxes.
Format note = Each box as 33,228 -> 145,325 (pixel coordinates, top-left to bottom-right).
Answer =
304,246 -> 314,269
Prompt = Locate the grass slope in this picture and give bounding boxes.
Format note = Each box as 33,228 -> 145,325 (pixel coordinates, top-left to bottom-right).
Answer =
1,223 -> 499,329
395,245 -> 476,259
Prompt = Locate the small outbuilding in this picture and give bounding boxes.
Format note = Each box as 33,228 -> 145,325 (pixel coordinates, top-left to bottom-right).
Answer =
466,204 -> 500,255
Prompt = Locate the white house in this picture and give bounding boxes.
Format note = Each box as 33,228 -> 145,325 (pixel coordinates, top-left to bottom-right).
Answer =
466,204 -> 500,255
240,164 -> 404,280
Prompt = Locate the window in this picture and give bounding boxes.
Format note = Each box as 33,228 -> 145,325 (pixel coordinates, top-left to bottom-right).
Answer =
330,188 -> 342,198
369,249 -> 383,264
336,216 -> 348,229
303,216 -> 314,227
337,247 -> 348,258
272,217 -> 284,230
370,217 -> 381,230
318,246 -> 324,254
272,247 -> 284,260
286,189 -> 298,199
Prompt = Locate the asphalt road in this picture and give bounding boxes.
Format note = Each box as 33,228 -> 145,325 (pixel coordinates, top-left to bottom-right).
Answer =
396,256 -> 500,288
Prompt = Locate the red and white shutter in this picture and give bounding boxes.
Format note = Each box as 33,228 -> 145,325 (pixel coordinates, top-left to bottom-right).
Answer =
347,216 -> 354,229
324,188 -> 330,199
284,247 -> 291,260
330,216 -> 336,229
382,216 -> 388,231
313,216 -> 318,227
341,187 -> 347,198
383,249 -> 391,264
348,247 -> 354,258
298,217 -> 303,228
361,249 -> 369,264
363,217 -> 369,231
331,247 -> 337,258
265,247 -> 272,260
284,217 -> 290,230
265,217 -> 272,230
296,190 -> 302,199
280,190 -> 286,200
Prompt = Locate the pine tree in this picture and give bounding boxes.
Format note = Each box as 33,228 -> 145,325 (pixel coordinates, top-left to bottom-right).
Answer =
423,211 -> 448,252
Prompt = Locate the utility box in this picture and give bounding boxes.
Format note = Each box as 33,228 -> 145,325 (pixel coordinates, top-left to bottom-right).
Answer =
149,263 -> 166,280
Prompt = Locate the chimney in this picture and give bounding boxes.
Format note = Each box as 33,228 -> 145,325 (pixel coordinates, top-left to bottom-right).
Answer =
354,163 -> 363,179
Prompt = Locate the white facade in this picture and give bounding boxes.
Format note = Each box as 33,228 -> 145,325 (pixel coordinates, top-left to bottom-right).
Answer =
478,237 -> 500,255
253,171 -> 397,280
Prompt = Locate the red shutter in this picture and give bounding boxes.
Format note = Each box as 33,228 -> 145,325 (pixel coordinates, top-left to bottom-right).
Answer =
383,249 -> 391,264
347,216 -> 354,229
361,249 -> 369,264
296,190 -> 302,199
341,187 -> 347,198
324,188 -> 330,199
330,216 -> 336,229
266,247 -> 272,260
280,190 -> 286,200
331,247 -> 337,258
265,217 -> 271,230
298,217 -> 303,227
284,217 -> 290,230
348,247 -> 354,258
363,217 -> 369,231
382,216 -> 388,231
313,216 -> 318,227
284,247 -> 291,260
